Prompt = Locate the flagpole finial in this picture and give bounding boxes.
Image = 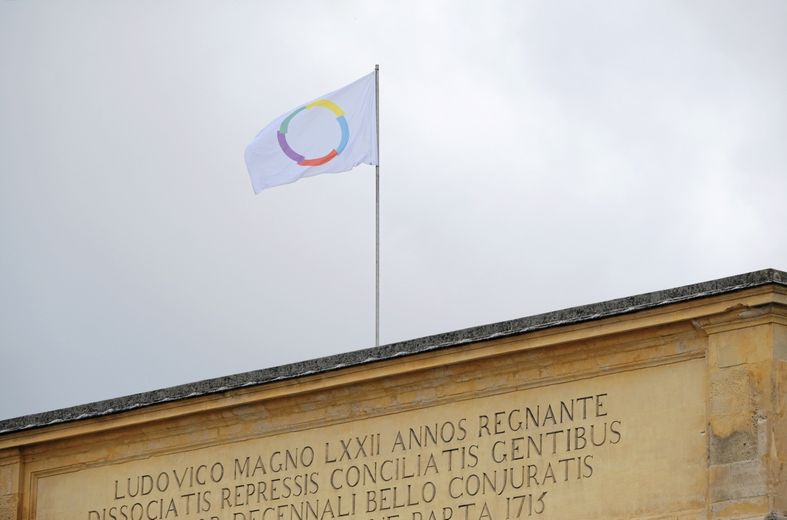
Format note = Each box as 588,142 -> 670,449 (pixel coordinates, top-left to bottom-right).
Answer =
375,64 -> 379,71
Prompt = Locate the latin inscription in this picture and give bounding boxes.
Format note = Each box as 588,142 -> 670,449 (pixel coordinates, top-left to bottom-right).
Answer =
86,393 -> 622,520
35,360 -> 706,520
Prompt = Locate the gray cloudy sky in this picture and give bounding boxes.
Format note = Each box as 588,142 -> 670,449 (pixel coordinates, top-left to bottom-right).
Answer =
2,1 -> 786,421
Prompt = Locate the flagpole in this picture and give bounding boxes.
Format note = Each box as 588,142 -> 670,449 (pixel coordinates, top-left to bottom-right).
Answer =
374,64 -> 380,348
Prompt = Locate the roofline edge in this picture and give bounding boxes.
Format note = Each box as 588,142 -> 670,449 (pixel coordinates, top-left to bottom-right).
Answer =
2,268 -> 785,436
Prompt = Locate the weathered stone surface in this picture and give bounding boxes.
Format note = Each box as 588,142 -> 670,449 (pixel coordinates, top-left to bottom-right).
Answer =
710,429 -> 758,465
2,270 -> 787,520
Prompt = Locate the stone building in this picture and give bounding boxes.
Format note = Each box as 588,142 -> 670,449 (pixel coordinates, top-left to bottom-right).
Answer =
2,269 -> 786,520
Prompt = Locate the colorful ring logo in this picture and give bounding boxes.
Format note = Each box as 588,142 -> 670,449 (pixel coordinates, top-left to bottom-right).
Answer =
277,100 -> 349,166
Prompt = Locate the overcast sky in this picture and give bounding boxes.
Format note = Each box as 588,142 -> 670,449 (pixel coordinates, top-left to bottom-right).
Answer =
2,0 -> 786,421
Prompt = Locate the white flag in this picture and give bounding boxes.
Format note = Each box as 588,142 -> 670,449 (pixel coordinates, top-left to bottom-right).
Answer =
244,72 -> 378,193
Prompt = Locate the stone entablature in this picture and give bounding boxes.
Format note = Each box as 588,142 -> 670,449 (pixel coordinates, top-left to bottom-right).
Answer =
1,269 -> 786,520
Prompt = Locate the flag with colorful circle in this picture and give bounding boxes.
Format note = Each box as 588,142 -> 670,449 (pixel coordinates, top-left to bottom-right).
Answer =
245,72 -> 378,193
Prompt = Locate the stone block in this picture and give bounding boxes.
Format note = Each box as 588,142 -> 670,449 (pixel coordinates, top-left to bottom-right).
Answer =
0,463 -> 18,496
0,494 -> 18,520
710,460 -> 768,502
709,366 -> 754,419
710,495 -> 769,518
711,325 -> 772,368
710,428 -> 758,465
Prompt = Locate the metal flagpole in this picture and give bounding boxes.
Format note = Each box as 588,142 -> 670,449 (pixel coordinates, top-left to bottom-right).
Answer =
375,64 -> 380,348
